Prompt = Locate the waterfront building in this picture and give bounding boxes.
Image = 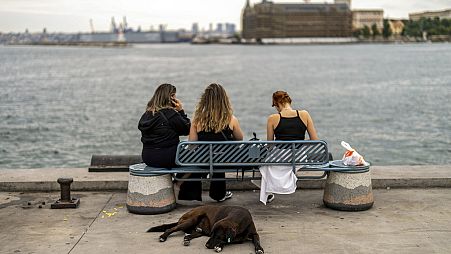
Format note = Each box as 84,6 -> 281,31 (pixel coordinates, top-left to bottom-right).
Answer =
217,23 -> 223,33
242,0 -> 353,40
409,9 -> 451,21
192,23 -> 199,35
225,23 -> 236,34
352,9 -> 384,32
388,19 -> 405,35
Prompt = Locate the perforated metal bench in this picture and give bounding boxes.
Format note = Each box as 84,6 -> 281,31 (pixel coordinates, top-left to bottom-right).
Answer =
129,140 -> 370,181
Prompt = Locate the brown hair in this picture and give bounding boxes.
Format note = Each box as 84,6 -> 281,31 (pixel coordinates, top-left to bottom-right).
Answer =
146,83 -> 176,113
272,91 -> 292,107
193,83 -> 233,133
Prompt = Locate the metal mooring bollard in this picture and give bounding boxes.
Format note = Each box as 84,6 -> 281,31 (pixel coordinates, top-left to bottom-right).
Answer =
51,177 -> 80,209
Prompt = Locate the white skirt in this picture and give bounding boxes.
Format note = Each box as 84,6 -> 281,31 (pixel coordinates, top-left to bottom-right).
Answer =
252,165 -> 298,205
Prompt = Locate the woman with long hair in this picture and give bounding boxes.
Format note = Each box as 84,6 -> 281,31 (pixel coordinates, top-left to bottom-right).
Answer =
138,83 -> 190,168
179,83 -> 244,202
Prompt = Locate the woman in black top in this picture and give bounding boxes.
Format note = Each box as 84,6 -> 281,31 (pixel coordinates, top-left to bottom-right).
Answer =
138,83 -> 190,168
179,83 -> 244,202
263,91 -> 319,203
267,91 -> 318,141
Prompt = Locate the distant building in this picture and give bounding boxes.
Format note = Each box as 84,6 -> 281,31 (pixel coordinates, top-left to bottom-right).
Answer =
409,9 -> 451,21
352,9 -> 384,31
225,23 -> 236,34
216,23 -> 223,33
242,0 -> 353,40
192,23 -> 199,35
388,19 -> 405,35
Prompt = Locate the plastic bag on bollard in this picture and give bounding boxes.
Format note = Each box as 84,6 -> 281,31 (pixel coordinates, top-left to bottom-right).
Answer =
341,141 -> 367,166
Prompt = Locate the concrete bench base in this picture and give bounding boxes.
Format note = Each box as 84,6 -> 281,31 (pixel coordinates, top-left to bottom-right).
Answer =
323,170 -> 374,211
126,173 -> 176,215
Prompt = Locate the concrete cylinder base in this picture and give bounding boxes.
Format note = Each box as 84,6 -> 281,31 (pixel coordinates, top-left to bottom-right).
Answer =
323,170 -> 374,211
126,173 -> 176,215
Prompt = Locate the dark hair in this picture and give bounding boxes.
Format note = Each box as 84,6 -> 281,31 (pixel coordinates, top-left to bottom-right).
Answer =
146,83 -> 176,112
272,91 -> 292,107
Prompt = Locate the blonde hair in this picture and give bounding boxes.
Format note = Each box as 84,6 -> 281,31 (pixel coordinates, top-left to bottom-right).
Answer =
146,83 -> 176,113
193,83 -> 233,133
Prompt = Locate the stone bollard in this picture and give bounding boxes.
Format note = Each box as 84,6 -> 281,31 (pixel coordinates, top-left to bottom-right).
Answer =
51,178 -> 80,209
126,164 -> 176,215
323,161 -> 373,211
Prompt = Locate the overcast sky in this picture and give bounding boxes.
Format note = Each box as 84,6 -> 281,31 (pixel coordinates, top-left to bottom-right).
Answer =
1,0 -> 450,33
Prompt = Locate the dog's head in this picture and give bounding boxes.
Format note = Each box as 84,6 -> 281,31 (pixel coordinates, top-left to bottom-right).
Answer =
205,222 -> 237,249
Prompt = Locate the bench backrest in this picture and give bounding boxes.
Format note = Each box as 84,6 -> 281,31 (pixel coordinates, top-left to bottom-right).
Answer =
175,140 -> 329,167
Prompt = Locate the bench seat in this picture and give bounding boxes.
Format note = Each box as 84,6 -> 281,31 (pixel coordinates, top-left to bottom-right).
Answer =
130,140 -> 369,181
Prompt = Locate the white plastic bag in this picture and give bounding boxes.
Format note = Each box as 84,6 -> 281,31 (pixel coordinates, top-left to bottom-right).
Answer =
341,141 -> 367,166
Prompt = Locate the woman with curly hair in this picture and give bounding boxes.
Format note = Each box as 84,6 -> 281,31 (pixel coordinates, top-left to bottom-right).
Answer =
178,83 -> 244,202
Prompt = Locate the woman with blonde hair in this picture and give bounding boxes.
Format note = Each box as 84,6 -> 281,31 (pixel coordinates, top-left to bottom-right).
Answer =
138,83 -> 190,168
178,83 -> 244,202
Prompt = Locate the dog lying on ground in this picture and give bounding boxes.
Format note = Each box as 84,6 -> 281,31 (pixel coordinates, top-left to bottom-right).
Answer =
147,205 -> 264,254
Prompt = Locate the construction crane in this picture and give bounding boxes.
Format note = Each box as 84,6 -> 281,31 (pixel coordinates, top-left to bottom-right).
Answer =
89,19 -> 95,33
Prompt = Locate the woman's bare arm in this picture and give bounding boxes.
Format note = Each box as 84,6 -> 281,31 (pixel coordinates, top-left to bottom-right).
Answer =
266,114 -> 277,141
304,111 -> 318,140
230,115 -> 244,141
188,123 -> 198,141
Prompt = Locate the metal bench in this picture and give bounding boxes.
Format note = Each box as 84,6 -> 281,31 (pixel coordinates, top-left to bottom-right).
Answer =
129,140 -> 370,181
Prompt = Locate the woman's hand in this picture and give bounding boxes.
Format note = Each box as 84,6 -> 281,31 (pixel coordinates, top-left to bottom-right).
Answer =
172,98 -> 183,111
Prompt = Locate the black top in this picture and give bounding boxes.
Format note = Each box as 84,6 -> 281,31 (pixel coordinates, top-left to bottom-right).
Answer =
274,110 -> 307,140
198,126 -> 234,141
138,108 -> 190,148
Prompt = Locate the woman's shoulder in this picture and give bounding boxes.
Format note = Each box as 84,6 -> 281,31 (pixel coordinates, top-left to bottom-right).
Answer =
268,113 -> 279,120
298,109 -> 310,116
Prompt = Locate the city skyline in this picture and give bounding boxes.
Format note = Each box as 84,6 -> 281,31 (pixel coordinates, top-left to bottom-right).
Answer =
1,0 -> 450,33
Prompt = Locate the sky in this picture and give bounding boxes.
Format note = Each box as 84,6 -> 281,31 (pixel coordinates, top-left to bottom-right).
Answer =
0,0 -> 450,33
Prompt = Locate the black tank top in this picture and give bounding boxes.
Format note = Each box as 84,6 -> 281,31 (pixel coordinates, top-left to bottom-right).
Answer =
198,126 -> 234,141
274,111 -> 307,140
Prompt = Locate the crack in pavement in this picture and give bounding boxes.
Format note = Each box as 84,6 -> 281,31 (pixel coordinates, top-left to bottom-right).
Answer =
67,193 -> 114,254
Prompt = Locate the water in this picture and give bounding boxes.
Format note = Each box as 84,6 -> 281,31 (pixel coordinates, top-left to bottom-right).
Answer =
0,43 -> 450,169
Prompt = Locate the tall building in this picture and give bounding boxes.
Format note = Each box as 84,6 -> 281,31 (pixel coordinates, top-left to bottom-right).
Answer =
409,9 -> 451,21
242,0 -> 353,39
352,10 -> 384,31
192,23 -> 199,35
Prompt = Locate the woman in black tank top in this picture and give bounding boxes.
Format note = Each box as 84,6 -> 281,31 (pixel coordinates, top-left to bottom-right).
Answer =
177,83 -> 244,202
260,91 -> 319,203
267,91 -> 318,141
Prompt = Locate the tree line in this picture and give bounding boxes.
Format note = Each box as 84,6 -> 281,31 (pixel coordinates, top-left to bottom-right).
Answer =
353,17 -> 451,39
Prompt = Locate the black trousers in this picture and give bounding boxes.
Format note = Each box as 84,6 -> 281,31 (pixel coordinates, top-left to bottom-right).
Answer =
142,145 -> 178,168
177,172 -> 226,201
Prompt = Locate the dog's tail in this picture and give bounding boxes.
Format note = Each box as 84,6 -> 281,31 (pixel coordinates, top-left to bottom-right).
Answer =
147,222 -> 178,232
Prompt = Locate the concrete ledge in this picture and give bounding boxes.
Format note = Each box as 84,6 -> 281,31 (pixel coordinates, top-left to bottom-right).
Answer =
0,165 -> 450,191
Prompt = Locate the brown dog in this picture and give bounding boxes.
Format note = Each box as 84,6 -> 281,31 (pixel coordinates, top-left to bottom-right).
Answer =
147,205 -> 264,254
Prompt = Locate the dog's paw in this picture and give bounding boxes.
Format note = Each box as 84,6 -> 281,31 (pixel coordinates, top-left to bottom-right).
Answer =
195,227 -> 202,233
214,246 -> 223,253
183,239 -> 190,246
159,237 -> 166,242
256,249 -> 264,254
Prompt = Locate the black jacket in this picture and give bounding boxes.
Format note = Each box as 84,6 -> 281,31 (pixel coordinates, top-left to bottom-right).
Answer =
138,108 -> 190,148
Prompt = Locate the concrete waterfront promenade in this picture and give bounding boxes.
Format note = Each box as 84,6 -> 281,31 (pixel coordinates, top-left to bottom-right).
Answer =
1,165 -> 451,254
1,165 -> 451,191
